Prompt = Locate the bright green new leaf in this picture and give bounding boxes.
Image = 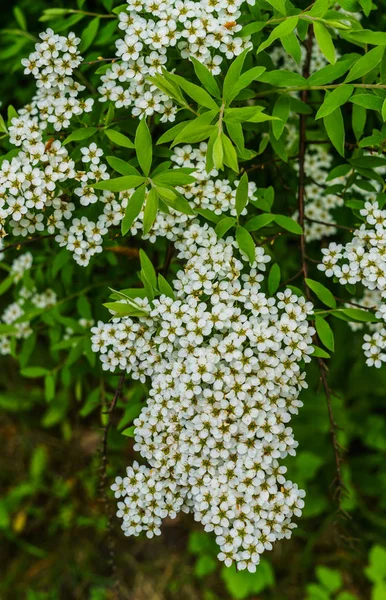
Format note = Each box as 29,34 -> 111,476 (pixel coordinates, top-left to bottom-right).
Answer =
314,21 -> 336,64
212,135 -> 224,170
135,119 -> 152,176
223,49 -> 250,102
0,275 -> 14,296
157,274 -> 175,299
79,17 -> 100,53
315,85 -> 354,119
257,17 -> 299,54
345,45 -> 384,82
165,72 -> 219,110
305,278 -> 336,308
281,32 -> 302,64
221,133 -> 239,172
350,93 -> 383,111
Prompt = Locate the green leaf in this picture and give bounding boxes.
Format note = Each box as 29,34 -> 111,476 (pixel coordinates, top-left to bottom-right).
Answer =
221,133 -> 239,172
171,111 -> 217,147
215,217 -> 237,238
281,31 -> 302,64
135,119 -> 152,176
341,308 -> 378,322
228,66 -> 266,101
305,278 -> 336,308
221,561 -> 274,600
13,6 -> 27,30
312,345 -> 331,359
63,127 -> 98,145
0,275 -> 14,296
323,107 -> 345,157
308,54 -> 359,85
93,176 -> 145,192
315,85 -> 354,119
382,99 -> 386,121
350,93 -> 383,111
268,263 -> 281,295
165,72 -> 219,110
21,367 -> 50,378
344,29 -> 386,46
365,545 -> 386,583
236,226 -> 255,263
191,57 -> 221,99
139,249 -> 157,289
194,555 -> 217,578
157,121 -> 190,145
352,103 -> 367,140
316,567 -> 342,593
153,170 -> 196,186
274,214 -> 303,234
272,94 -> 290,140
345,45 -> 384,82
223,49 -> 250,102
121,184 -> 147,235
79,17 -> 100,53
315,316 -> 335,351
236,172 -> 249,217
257,17 -> 299,54
106,156 -> 140,176
157,274 -> 175,299
143,188 -> 159,235
44,374 -> 55,403
265,0 -> 287,14
103,302 -> 147,317
121,426 -> 135,437
313,21 -> 336,64
245,213 -> 276,231
212,135 -> 224,170
104,129 -> 134,148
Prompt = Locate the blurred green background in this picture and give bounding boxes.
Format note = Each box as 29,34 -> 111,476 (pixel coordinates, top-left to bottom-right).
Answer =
1,1 -> 386,599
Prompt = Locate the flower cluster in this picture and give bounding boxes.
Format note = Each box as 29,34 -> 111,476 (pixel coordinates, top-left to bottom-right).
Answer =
98,0 -> 251,118
319,201 -> 386,367
92,222 -> 315,571
0,253 -> 57,356
131,142 -> 255,241
293,145 -> 344,241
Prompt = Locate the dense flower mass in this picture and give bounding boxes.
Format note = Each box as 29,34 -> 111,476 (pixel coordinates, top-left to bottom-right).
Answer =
92,221 -> 315,571
319,201 -> 386,367
98,0 -> 251,118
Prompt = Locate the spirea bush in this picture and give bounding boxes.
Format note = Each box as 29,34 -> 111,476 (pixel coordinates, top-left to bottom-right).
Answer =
2,0 -> 386,576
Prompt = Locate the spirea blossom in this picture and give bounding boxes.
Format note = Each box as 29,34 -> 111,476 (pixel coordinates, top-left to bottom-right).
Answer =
92,222 -> 315,571
98,0 -> 251,118
319,201 -> 386,367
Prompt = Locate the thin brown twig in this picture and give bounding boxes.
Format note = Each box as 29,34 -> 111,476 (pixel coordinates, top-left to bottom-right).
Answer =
1,234 -> 55,253
305,217 -> 354,232
297,27 -> 346,511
